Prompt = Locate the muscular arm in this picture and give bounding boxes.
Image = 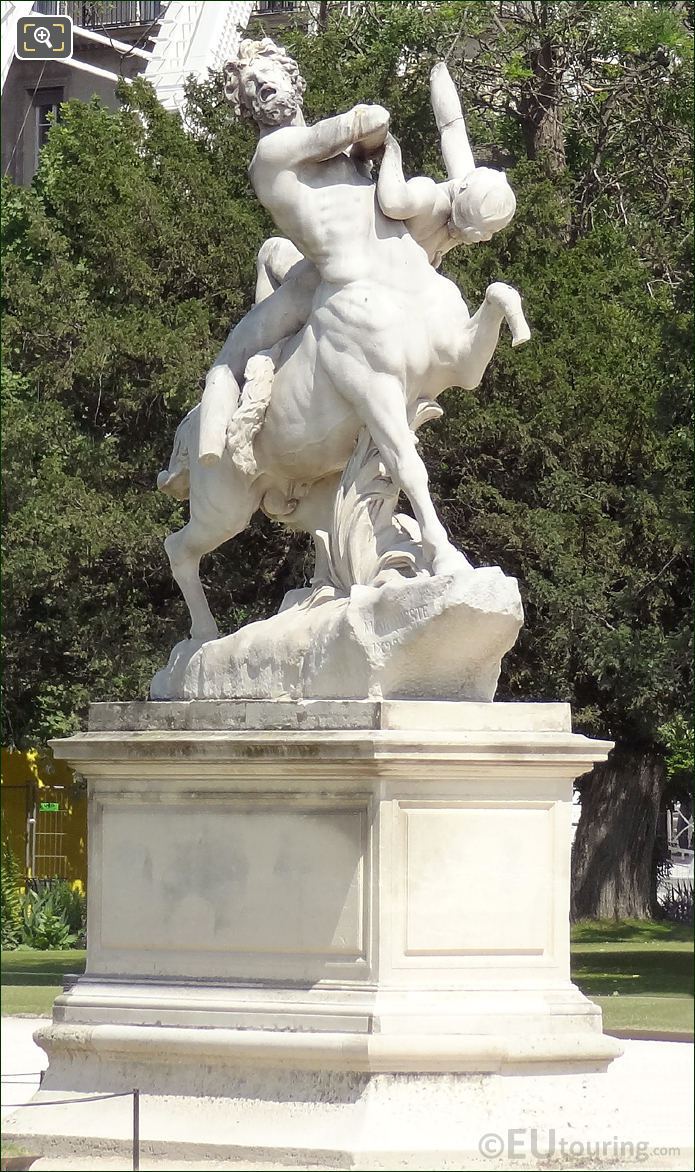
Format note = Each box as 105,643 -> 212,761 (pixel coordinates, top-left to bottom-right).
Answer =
376,132 -> 439,221
259,103 -> 390,168
430,61 -> 474,180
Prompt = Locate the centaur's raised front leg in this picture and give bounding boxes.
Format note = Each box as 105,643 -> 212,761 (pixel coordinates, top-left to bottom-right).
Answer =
325,281 -> 530,577
455,282 -> 530,390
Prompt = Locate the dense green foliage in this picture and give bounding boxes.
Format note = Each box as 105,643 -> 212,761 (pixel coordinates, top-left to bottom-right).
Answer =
1,839 -> 24,949
659,714 -> 695,785
0,842 -> 84,950
2,1 -> 692,768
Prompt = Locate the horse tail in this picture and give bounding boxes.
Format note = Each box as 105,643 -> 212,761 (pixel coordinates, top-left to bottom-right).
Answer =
157,407 -> 197,500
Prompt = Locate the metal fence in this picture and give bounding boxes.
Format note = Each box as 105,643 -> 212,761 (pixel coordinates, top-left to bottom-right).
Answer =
2,1080 -> 141,1170
31,788 -> 70,880
254,1 -> 307,13
32,1 -> 164,27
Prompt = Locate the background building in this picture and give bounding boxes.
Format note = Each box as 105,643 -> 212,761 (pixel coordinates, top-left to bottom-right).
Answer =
1,0 -> 262,184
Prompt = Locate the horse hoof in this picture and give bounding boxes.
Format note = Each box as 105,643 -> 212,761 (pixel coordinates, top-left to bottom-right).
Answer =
432,548 -> 473,578
510,315 -> 531,347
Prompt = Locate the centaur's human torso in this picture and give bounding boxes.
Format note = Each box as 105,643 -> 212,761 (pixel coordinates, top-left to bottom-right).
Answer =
249,134 -> 467,480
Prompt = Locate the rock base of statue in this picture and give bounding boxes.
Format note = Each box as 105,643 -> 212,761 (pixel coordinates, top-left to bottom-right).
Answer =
151,428 -> 524,703
3,700 -> 629,1168
151,562 -> 523,702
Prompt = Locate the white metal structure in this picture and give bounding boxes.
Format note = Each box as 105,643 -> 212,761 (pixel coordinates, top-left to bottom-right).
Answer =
1,0 -> 34,93
144,1 -> 253,113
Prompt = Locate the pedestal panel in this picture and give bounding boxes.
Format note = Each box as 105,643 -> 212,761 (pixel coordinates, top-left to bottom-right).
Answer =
399,802 -> 552,954
93,796 -> 369,981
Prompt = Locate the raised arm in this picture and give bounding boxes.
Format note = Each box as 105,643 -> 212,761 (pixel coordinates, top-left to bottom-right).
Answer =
260,103 -> 390,168
430,61 -> 475,180
376,132 -> 439,221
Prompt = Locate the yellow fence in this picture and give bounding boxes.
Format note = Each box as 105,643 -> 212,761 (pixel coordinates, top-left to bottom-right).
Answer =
1,748 -> 87,886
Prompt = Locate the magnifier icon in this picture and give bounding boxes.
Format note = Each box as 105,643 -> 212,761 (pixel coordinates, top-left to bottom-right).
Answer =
35,26 -> 53,49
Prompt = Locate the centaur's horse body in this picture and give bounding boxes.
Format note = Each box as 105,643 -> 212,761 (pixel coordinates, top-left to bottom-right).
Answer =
160,48 -> 529,643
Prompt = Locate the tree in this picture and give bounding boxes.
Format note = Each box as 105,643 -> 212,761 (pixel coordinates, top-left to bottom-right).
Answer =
2,4 -> 692,919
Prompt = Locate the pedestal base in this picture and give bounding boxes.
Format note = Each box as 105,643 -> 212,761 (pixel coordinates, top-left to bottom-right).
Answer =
8,1062 -> 646,1170
4,701 -> 624,1167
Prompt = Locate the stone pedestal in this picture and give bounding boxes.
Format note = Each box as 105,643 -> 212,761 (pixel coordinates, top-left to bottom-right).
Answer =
6,700 -> 623,1167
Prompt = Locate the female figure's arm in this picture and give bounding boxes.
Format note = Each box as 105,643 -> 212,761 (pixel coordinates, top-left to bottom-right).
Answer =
430,61 -> 475,180
376,132 -> 439,221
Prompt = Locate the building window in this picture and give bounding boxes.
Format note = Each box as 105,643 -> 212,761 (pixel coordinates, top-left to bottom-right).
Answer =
33,88 -> 63,172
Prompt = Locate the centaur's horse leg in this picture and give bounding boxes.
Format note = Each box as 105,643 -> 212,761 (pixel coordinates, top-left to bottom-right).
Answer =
164,485 -> 257,642
163,419 -> 262,641
165,482 -> 260,641
331,361 -> 470,577
164,522 -> 229,642
455,282 -> 530,390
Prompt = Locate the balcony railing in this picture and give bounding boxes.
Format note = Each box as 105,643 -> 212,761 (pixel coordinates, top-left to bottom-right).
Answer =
254,2 -> 307,14
32,1 -> 165,28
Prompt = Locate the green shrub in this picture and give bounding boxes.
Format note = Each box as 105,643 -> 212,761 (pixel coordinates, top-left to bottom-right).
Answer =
20,881 -> 83,950
1,840 -> 24,950
49,880 -> 87,940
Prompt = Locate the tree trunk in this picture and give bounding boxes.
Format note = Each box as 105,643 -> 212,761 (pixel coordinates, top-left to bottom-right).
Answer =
518,37 -> 566,176
571,746 -> 668,920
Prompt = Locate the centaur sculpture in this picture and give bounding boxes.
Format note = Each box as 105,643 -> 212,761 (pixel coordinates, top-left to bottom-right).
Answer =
154,40 -> 528,700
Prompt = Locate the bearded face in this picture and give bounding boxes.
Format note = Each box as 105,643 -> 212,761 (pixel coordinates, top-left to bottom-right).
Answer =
226,56 -> 303,127
247,59 -> 300,125
225,39 -> 306,128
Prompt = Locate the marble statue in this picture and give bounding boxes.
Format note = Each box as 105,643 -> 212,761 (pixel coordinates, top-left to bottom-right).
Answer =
25,47 -> 619,1156
25,48 -> 621,1153
153,39 -> 529,702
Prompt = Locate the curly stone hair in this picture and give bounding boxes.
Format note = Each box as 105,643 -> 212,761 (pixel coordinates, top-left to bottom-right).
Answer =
223,38 -> 306,119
